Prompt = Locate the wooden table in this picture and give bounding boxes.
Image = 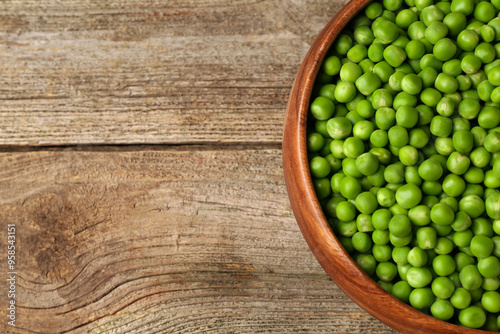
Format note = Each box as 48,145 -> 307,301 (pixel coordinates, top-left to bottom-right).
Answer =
0,1 -> 396,333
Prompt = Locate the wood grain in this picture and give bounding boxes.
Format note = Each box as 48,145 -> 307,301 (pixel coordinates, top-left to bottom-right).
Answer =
0,146 -> 393,333
0,0 -> 349,146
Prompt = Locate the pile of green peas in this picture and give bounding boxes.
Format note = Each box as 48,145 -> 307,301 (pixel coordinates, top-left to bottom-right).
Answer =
307,0 -> 500,330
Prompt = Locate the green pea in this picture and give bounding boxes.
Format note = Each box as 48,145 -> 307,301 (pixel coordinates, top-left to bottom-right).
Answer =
484,132 -> 500,153
418,67 -> 438,88
420,88 -> 442,107
407,267 -> 433,289
459,194 -> 485,219
322,56 -> 342,76
474,1 -> 496,22
430,299 -> 454,321
393,92 -> 418,110
433,38 -> 457,62
408,205 -> 431,227
371,89 -> 394,109
389,214 -> 412,238
334,34 -> 353,55
475,42 -> 496,64
457,29 -> 480,52
451,210 -> 472,232
430,203 -> 455,226
435,73 -> 458,94
355,72 -> 382,96
447,152 -> 470,175
352,231 -> 373,253
443,12 -> 467,36
388,125 -> 409,148
425,21 -> 449,45
354,26 -> 375,46
478,256 -> 500,279
313,178 -> 331,200
478,107 -> 500,129
395,183 -> 422,209
335,81 -> 357,103
418,158 -> 443,182
451,287 -> 472,310
459,306 -> 486,329
339,176 -> 362,200
368,43 -> 385,62
326,117 -> 352,139
307,132 -> 325,152
373,19 -> 400,44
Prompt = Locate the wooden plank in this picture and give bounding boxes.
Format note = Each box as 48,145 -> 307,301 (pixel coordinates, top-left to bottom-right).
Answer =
0,146 -> 394,333
0,0 -> 349,146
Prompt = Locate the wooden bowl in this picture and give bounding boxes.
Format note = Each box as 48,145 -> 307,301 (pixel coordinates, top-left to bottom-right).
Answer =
282,1 -> 489,333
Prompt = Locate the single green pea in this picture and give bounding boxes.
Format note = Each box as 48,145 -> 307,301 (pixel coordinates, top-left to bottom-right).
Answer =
355,72 -> 382,96
485,192 -> 500,220
431,117 -> 453,139
415,104 -> 434,126
322,56 -> 342,76
313,178 -> 331,200
335,81 -> 357,103
420,88 -> 442,107
352,231 -> 373,253
371,89 -> 394,109
487,66 -> 500,86
334,34 -> 353,55
451,287 -> 472,310
484,132 -> 500,153
459,194 -> 485,219
354,26 -> 375,46
374,20 -> 400,44
399,145 -> 419,166
430,299 -> 454,321
435,73 -> 458,94
457,75 -> 472,91
475,42 -> 496,64
336,200 -> 357,222
326,117 -> 352,140
478,107 -> 500,129
470,146 -> 491,168
309,156 -> 332,178
383,45 -> 407,67
425,21 -> 448,44
452,130 -> 473,154
475,1 -> 496,22
447,152 -> 470,175
368,43 -> 385,62
459,306 -> 486,329
430,203 -> 455,226
418,158 -> 443,182
457,29 -> 480,52
355,152 -> 379,177
393,92 -> 418,110
418,67 -> 438,89
307,132 -> 325,152
443,12 -> 467,36
433,38 -> 457,62
388,125 -> 409,148
407,267 -> 433,289
395,183 -> 422,209
434,236 -> 454,254
442,59 -> 462,77
352,120 -> 374,141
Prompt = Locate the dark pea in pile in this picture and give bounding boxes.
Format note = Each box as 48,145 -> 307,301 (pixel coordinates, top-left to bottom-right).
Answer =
307,0 -> 500,330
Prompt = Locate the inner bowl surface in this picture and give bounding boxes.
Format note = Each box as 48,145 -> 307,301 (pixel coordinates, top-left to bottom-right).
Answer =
282,0 -> 491,333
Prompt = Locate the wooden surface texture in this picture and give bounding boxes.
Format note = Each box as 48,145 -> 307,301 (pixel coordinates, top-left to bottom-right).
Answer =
0,1 -> 396,333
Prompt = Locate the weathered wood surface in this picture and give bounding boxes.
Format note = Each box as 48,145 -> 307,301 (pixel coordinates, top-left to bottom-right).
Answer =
0,0 -> 348,146
0,0 -> 396,333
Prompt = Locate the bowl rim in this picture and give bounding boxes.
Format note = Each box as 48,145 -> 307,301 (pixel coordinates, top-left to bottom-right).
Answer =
282,1 -> 490,333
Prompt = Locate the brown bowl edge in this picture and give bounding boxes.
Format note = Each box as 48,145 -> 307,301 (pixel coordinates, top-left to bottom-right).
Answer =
282,0 -> 491,333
